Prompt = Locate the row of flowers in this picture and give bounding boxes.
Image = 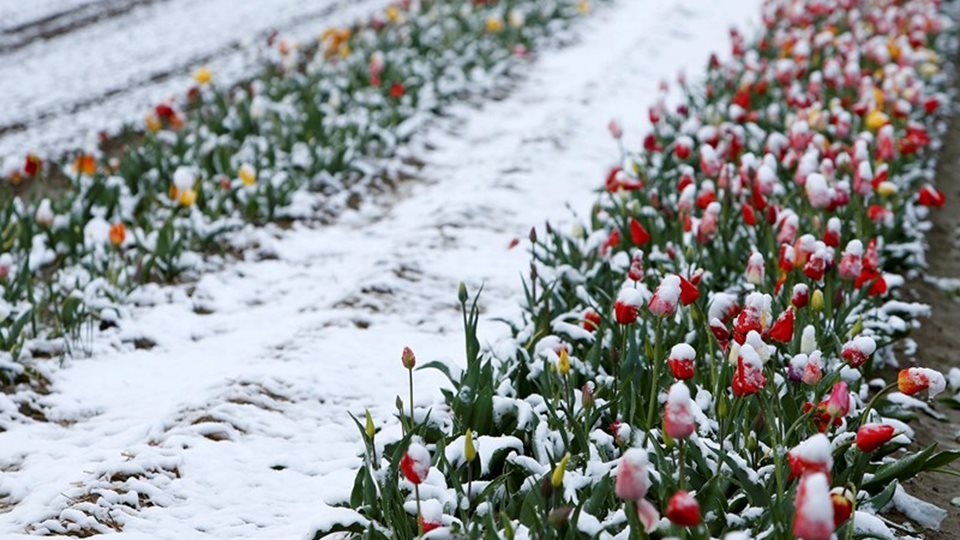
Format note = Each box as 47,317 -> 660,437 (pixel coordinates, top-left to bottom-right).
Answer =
331,0 -> 959,538
0,0 -> 597,385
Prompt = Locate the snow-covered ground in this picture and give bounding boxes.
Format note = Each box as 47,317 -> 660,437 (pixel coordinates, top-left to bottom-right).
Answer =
0,0 -> 760,537
0,0 -> 392,160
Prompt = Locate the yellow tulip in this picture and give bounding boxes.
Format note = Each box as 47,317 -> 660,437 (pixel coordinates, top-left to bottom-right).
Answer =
485,17 -> 503,33
193,67 -> 212,85
558,348 -> 571,376
864,110 -> 889,131
179,188 -> 198,207
239,164 -> 256,187
465,429 -> 477,463
551,453 -> 570,488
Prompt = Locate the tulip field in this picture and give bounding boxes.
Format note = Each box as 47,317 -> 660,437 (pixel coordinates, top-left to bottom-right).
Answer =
1,0 -> 959,538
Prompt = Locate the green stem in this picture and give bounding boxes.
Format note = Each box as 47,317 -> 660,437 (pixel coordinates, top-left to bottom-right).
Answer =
646,318 -> 664,429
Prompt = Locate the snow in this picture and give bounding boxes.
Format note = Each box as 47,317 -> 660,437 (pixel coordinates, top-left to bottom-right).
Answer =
669,343 -> 696,362
791,434 -> 832,466
0,0 -> 762,537
891,484 -> 947,531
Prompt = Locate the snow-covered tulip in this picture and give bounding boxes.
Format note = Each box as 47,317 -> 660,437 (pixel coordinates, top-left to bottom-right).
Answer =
897,367 -> 946,399
664,382 -> 696,439
918,185 -> 946,207
805,173 -> 832,209
793,472 -> 834,540
830,487 -> 854,527
856,423 -> 895,452
823,217 -> 841,247
627,250 -> 644,281
788,353 -> 822,385
792,284 -> 809,308
838,240 -> 863,280
615,448 -> 651,501
668,343 -> 696,380
615,288 -> 644,324
401,442 -> 431,484
731,344 -> 766,397
35,199 -> 54,226
768,308 -> 794,343
745,252 -> 764,285
666,490 -> 701,527
840,336 -> 876,368
173,166 -> 195,191
787,434 -> 832,481
419,499 -> 442,532
648,274 -> 681,317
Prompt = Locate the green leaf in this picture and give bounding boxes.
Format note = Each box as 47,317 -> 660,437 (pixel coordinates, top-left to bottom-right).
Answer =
863,444 -> 937,492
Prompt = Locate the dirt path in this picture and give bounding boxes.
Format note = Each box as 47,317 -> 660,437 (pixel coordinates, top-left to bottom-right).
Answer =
900,86 -> 960,538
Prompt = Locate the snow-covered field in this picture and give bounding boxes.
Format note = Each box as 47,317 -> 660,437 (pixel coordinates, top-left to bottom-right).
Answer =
0,0 -> 760,537
0,0 -> 393,159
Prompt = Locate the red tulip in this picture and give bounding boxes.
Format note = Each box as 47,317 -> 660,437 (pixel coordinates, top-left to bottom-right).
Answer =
583,309 -> 602,332
787,434 -> 832,482
614,288 -> 644,325
664,382 -> 696,439
838,240 -> 863,280
792,284 -> 809,308
677,274 -> 699,306
768,308 -> 795,343
666,490 -> 701,526
793,473 -> 834,540
830,487 -> 854,527
667,343 -> 696,380
841,336 -> 876,368
648,275 -> 681,317
400,442 -> 431,485
630,218 -> 650,246
741,203 -> 757,226
856,423 -> 895,452
731,344 -> 766,397
389,82 -> 406,98
918,185 -> 945,207
615,448 -> 651,501
824,381 -> 850,418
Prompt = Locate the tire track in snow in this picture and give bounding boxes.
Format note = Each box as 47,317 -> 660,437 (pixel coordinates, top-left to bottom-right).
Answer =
0,0 -> 760,537
0,0 -> 391,158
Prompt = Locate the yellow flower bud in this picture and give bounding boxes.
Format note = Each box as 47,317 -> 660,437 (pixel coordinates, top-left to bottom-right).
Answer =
850,316 -> 863,338
239,164 -> 256,187
365,409 -> 375,439
485,16 -> 504,33
558,348 -> 571,376
551,453 -> 570,488
577,0 -> 590,14
193,66 -> 212,85
465,429 -> 477,463
811,289 -> 824,312
179,188 -> 198,207
876,181 -> 898,197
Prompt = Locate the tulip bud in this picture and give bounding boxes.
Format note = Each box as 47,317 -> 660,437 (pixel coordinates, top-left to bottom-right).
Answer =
581,383 -> 595,410
401,346 -> 416,369
540,476 -> 554,499
558,348 -> 571,376
458,282 -> 468,303
548,507 -> 572,528
529,226 -> 538,244
364,409 -> 375,439
465,429 -> 477,463
830,487 -> 854,527
811,289 -> 824,311
666,490 -> 701,526
551,453 -> 570,488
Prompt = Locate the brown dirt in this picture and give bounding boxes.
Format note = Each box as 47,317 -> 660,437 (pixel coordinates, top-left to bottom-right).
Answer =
898,95 -> 960,537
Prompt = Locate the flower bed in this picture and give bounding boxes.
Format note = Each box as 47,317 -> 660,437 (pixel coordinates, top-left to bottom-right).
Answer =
0,0 -> 596,384
335,0 -> 960,538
